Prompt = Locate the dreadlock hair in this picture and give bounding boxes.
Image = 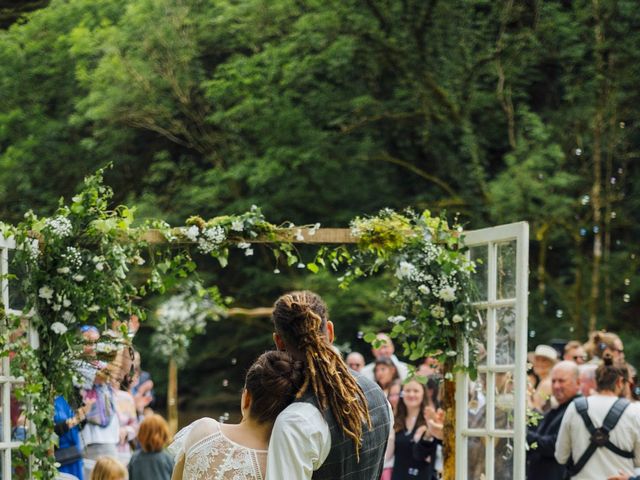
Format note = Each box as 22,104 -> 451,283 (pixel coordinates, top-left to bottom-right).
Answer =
272,290 -> 372,460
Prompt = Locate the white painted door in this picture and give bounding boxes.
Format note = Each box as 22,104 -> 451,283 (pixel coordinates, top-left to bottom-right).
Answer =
0,233 -> 28,480
456,222 -> 529,480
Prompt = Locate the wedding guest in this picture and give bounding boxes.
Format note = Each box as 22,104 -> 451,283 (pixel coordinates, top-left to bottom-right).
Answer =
54,395 -> 95,480
346,352 -> 366,372
362,333 -> 409,380
112,372 -> 139,465
389,380 -> 437,480
531,344 -> 558,412
374,357 -> 400,396
128,414 -> 173,480
130,351 -> 154,417
578,363 -> 598,397
90,457 -> 128,480
563,340 -> 587,365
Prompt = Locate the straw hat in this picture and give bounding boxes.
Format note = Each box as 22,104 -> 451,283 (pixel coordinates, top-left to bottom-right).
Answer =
534,344 -> 558,362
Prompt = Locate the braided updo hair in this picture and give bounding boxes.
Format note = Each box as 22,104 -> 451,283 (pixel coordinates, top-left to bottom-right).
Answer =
272,290 -> 372,460
245,350 -> 305,424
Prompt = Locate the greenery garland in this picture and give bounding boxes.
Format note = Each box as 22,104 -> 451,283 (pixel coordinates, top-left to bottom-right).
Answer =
0,170 -> 476,478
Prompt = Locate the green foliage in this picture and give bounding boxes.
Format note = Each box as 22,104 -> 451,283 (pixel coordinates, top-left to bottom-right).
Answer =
0,0 -> 639,430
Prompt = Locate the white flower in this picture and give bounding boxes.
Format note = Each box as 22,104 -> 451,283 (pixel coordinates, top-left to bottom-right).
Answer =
95,262 -> 104,271
446,350 -> 457,357
438,286 -> 456,302
297,263 -> 306,269
62,311 -> 76,323
388,315 -> 406,324
295,229 -> 304,241
52,304 -> 62,312
62,298 -> 71,308
244,248 -> 254,256
87,305 -> 100,312
418,284 -> 431,295
183,225 -> 200,242
57,267 -> 70,274
39,286 -> 54,301
45,216 -> 73,238
430,305 -> 445,319
395,261 -> 417,280
231,219 -> 244,232
308,223 -> 321,236
51,322 -> 68,335
273,268 -> 280,274
452,314 -> 464,324
133,255 -> 145,265
73,274 -> 85,282
237,242 -> 251,249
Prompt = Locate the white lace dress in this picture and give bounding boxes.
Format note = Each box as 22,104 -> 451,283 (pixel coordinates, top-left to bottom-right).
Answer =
168,418 -> 267,480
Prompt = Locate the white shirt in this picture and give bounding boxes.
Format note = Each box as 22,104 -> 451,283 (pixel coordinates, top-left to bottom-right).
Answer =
80,410 -> 120,447
265,399 -> 394,480
555,395 -> 640,479
361,354 -> 409,381
265,402 -> 330,480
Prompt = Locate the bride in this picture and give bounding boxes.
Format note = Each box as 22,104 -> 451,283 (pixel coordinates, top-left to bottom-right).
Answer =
169,350 -> 304,480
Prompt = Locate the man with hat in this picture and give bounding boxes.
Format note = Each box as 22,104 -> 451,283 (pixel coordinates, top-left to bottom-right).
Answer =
532,344 -> 559,413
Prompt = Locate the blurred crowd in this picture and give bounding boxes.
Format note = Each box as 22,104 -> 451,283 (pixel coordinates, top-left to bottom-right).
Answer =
52,323 -> 175,480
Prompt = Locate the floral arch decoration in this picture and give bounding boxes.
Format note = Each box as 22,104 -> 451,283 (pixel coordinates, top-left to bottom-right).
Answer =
0,168 -> 478,478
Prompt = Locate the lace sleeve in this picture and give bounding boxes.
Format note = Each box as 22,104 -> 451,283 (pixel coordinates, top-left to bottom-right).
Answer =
168,418 -> 220,461
167,424 -> 194,461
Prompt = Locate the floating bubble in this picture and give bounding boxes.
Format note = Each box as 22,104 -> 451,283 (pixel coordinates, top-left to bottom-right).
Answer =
581,195 -> 590,205
579,228 -> 587,237
231,358 -> 237,365
556,309 -> 564,318
623,294 -> 631,303
538,173 -> 545,180
611,211 -> 617,219
575,148 -> 582,156
222,379 -> 229,387
624,278 -> 630,286
357,331 -> 364,339
529,330 -> 536,338
548,245 -> 553,250
593,226 -> 600,234
543,300 -> 548,305
620,121 -> 626,129
616,240 -> 622,246
610,177 -> 617,185
618,168 -> 624,174
223,412 -> 230,419
632,254 -> 637,260
569,326 -> 575,333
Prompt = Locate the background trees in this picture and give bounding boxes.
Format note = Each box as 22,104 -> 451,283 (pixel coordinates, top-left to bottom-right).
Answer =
1,0 -> 638,414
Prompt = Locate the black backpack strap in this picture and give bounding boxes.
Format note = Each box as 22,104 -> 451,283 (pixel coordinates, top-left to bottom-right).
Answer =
569,397 -> 635,476
569,397 -> 599,475
602,398 -> 634,458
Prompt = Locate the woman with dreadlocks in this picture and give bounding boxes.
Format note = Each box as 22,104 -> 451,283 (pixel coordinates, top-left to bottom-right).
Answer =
266,290 -> 393,480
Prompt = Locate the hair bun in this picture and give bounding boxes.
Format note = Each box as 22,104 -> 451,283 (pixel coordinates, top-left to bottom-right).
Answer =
244,351 -> 305,424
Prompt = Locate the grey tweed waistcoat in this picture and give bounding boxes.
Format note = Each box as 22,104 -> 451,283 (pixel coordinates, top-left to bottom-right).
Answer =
298,371 -> 391,480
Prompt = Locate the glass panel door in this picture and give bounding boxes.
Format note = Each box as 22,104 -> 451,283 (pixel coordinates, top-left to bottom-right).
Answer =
455,222 -> 529,480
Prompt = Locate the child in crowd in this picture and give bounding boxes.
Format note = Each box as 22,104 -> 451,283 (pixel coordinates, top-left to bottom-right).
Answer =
90,457 -> 127,480
127,414 -> 174,480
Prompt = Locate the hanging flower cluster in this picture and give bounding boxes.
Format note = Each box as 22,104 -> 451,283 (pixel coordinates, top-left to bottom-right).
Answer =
152,281 -> 228,367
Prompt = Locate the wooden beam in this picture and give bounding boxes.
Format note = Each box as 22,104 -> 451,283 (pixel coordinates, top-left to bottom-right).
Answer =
226,307 -> 273,318
140,228 -> 357,245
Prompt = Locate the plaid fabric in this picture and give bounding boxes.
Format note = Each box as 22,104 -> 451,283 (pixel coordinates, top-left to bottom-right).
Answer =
298,371 -> 391,480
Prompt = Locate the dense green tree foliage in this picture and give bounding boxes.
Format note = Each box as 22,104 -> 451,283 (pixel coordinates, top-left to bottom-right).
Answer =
1,0 -> 639,411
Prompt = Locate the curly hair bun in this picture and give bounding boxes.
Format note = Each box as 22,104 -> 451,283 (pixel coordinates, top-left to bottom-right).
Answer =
245,351 -> 304,424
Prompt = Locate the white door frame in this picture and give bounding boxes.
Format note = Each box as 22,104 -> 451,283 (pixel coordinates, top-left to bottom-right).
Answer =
456,222 -> 529,480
